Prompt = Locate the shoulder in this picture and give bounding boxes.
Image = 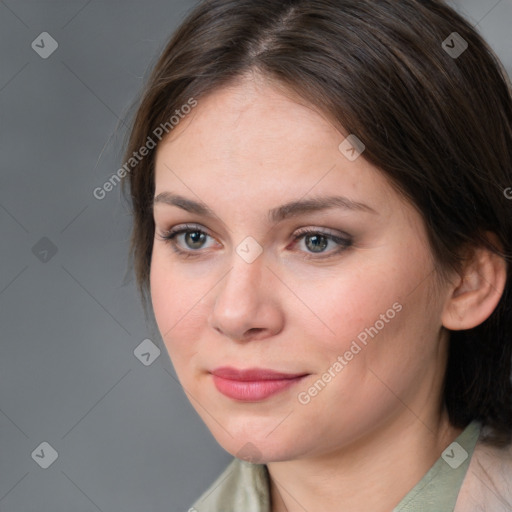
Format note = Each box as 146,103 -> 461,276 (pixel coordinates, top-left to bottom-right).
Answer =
455,438 -> 512,512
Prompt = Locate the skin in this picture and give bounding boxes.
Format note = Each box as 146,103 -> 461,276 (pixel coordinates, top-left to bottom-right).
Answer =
149,72 -> 507,512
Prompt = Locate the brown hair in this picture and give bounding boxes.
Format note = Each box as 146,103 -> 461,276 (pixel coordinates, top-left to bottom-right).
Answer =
120,0 -> 512,447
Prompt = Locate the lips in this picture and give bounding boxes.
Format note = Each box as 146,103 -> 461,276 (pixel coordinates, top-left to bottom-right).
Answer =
211,366 -> 308,381
210,366 -> 309,401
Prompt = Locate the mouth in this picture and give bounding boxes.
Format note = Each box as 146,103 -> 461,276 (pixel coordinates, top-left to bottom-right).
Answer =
210,366 -> 309,401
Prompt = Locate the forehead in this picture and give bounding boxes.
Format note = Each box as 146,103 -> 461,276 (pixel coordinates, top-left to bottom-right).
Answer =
157,79 -> 339,166
153,79 -> 401,221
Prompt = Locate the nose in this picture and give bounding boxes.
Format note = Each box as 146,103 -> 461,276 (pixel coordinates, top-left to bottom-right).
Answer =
208,248 -> 284,343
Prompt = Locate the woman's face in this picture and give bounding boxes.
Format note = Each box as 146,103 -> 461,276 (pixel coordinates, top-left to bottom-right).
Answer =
150,76 -> 451,462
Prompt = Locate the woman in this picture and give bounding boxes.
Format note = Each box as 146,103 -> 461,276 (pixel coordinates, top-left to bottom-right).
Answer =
121,0 -> 512,510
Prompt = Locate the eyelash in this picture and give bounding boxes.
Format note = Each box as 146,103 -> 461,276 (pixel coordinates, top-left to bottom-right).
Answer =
156,223 -> 353,260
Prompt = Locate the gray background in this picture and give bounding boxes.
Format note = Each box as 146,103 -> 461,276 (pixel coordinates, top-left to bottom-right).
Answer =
0,1 -> 510,511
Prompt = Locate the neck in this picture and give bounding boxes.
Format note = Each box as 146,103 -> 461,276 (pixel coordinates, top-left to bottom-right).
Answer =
268,410 -> 463,512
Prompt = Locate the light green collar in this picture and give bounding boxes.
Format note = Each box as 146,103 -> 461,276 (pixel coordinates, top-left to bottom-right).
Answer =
191,421 -> 481,512
393,420 -> 481,511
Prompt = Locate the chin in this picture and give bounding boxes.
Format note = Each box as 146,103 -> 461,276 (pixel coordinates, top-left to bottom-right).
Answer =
208,425 -> 302,464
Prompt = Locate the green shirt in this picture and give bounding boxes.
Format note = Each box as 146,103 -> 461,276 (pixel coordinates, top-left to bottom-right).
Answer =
189,420 -> 481,512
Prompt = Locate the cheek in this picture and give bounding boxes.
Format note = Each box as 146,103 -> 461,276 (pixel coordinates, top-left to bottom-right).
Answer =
149,249 -> 207,358
149,251 -> 174,333
304,246 -> 433,367
291,271 -> 435,433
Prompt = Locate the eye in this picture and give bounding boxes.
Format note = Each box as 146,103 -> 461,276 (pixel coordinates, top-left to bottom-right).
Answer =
291,227 -> 352,259
155,224 -> 353,259
155,223 -> 218,258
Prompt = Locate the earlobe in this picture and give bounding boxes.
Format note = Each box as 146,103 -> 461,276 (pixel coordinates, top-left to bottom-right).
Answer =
441,238 -> 508,331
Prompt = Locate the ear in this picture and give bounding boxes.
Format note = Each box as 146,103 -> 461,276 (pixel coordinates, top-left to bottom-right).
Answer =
441,233 -> 508,330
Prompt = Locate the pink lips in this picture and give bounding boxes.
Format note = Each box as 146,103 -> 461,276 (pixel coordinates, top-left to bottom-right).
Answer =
211,366 -> 308,401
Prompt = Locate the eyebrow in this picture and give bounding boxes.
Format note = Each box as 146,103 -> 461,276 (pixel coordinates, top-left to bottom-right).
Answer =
153,192 -> 378,223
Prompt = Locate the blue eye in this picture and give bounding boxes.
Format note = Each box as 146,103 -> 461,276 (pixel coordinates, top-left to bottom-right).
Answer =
156,224 -> 352,259
292,228 -> 352,259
